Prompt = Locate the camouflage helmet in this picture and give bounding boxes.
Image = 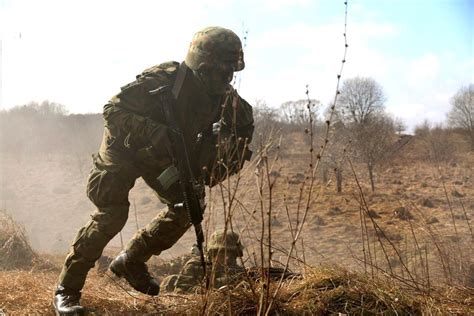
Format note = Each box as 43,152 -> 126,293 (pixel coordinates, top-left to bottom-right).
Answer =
207,229 -> 244,257
185,26 -> 245,72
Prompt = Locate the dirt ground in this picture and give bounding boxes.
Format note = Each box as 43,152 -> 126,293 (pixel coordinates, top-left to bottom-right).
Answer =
1,133 -> 473,268
0,132 -> 473,314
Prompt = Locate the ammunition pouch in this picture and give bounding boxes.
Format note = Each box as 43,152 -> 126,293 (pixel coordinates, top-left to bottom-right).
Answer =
157,165 -> 180,191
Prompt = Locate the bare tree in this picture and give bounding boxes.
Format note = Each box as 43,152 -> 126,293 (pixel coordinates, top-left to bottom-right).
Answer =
280,99 -> 320,126
414,121 -> 457,163
325,121 -> 350,193
394,117 -> 407,135
414,119 -> 432,137
352,113 -> 395,192
253,99 -> 280,140
448,84 -> 474,150
337,76 -> 386,125
428,124 -> 457,163
335,77 -> 392,192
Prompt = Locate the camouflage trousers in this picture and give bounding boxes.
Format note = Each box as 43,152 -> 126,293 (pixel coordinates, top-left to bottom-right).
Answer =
58,164 -> 191,291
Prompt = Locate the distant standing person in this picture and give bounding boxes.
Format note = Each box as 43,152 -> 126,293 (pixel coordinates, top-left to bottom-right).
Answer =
53,26 -> 254,315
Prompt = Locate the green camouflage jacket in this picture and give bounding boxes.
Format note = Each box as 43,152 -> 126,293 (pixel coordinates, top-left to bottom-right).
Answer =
95,61 -> 254,204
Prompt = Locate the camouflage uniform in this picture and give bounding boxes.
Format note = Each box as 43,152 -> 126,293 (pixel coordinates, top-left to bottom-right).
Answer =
160,256 -> 245,293
57,30 -> 254,293
161,230 -> 245,293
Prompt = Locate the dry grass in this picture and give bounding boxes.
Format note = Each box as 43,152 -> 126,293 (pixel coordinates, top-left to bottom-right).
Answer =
0,269 -> 155,315
1,109 -> 473,315
0,210 -> 53,271
0,263 -> 472,315
285,267 -> 421,315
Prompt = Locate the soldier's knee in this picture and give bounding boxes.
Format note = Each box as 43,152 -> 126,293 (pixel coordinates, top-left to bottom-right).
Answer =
71,206 -> 129,261
71,221 -> 106,261
91,206 -> 129,238
86,167 -> 134,208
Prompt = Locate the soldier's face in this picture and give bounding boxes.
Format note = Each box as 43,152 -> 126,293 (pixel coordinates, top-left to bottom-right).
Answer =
198,65 -> 234,96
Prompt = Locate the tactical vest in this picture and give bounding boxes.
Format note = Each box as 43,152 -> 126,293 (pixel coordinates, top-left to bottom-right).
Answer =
96,61 -> 254,201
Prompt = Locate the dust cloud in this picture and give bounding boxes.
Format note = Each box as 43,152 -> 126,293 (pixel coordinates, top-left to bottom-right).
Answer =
0,102 -> 196,260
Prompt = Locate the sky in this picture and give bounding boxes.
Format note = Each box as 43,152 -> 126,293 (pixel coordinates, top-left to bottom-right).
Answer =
0,0 -> 473,131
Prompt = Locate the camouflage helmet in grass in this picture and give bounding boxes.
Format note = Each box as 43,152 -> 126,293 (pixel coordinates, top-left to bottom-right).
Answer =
185,26 -> 245,72
208,229 -> 244,257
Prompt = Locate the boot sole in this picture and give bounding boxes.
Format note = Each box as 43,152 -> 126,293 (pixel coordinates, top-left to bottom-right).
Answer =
52,302 -> 85,316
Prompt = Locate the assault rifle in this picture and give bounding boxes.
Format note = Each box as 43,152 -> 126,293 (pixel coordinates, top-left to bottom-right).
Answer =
151,63 -> 208,288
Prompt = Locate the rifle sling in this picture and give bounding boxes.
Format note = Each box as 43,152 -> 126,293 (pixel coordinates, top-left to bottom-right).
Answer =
172,61 -> 188,100
159,61 -> 209,287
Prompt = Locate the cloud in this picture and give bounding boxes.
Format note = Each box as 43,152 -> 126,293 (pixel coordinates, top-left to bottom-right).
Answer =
388,103 -> 425,120
1,0 -> 212,112
384,51 -> 473,130
405,53 -> 440,86
241,20 -> 399,107
0,1 -> 400,113
386,101 -> 448,133
1,0 -> 471,135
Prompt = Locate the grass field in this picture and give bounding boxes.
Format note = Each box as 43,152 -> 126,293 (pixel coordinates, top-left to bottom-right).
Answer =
1,129 -> 473,314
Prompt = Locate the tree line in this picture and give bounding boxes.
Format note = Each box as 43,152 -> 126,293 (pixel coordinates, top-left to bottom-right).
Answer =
1,81 -> 472,193
252,78 -> 473,193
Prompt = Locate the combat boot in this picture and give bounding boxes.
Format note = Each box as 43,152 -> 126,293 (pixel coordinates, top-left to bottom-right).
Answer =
109,251 -> 160,296
53,285 -> 85,316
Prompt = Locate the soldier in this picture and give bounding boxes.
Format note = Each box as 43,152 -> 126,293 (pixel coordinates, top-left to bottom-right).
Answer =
161,229 -> 245,293
53,26 -> 254,315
